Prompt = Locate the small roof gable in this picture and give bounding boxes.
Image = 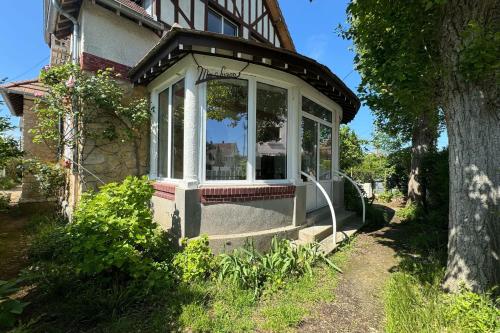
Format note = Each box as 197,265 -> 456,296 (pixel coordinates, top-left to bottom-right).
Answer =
0,79 -> 48,116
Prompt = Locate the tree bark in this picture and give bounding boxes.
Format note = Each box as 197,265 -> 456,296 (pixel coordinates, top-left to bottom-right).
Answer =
440,0 -> 500,292
407,111 -> 437,206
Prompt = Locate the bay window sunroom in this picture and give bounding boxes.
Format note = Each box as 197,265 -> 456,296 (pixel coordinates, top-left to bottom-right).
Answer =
131,28 -> 360,250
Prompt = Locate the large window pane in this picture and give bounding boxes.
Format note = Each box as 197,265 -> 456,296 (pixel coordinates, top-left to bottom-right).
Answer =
302,96 -> 332,123
157,87 -> 169,178
319,125 -> 332,180
301,117 -> 317,181
206,79 -> 248,180
256,82 -> 287,180
171,79 -> 184,179
223,19 -> 237,36
207,9 -> 222,33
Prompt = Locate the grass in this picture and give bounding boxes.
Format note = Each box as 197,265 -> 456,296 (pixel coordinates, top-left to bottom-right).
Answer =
17,238 -> 356,333
383,208 -> 500,333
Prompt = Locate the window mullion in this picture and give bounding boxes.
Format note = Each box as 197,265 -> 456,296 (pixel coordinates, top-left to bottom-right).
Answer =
247,79 -> 257,182
167,85 -> 173,179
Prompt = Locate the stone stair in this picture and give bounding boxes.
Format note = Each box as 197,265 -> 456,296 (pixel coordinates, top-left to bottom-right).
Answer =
295,207 -> 363,255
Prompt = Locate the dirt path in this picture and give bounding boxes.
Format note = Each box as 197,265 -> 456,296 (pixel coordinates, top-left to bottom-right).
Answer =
0,211 -> 31,280
299,206 -> 405,333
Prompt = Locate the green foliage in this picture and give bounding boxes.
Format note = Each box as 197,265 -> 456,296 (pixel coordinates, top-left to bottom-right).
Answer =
27,215 -> 69,263
385,259 -> 499,333
218,237 -> 339,296
173,235 -> 215,282
0,279 -> 29,329
0,115 -> 22,168
0,193 -> 9,212
339,125 -> 366,173
67,176 -> 172,287
459,21 -> 500,82
396,203 -> 421,221
0,177 -> 17,190
352,153 -> 394,184
444,289 -> 500,333
21,159 -> 65,197
377,190 -> 393,203
33,64 -> 150,153
343,0 -> 442,142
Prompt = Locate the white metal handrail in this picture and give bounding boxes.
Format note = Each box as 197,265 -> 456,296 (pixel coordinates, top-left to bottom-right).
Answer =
333,170 -> 366,224
300,171 -> 337,247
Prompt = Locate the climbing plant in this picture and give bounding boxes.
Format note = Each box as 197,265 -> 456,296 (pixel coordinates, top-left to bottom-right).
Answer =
31,64 -> 150,176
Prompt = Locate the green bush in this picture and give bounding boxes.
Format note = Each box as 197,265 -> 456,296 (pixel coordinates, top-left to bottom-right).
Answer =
377,190 -> 393,203
67,176 -> 173,287
0,193 -> 9,212
173,235 -> 215,282
0,177 -> 17,190
218,237 -> 339,295
0,280 -> 29,329
27,215 -> 69,263
385,260 -> 499,333
396,203 -> 421,221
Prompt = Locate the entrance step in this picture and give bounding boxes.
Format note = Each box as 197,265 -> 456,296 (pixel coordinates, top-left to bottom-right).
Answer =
299,209 -> 357,243
318,217 -> 364,255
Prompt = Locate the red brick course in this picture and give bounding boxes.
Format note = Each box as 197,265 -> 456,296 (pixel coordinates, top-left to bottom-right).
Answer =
152,182 -> 176,201
200,185 -> 295,205
80,52 -> 131,79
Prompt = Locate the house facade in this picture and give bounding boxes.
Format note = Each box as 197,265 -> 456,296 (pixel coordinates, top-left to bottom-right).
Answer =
3,0 -> 360,250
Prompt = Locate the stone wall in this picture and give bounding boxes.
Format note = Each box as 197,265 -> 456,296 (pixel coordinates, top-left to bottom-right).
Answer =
21,99 -> 58,203
77,85 -> 150,193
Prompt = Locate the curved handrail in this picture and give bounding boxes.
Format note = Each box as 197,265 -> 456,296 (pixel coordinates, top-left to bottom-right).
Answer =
300,171 -> 337,247
333,170 -> 366,224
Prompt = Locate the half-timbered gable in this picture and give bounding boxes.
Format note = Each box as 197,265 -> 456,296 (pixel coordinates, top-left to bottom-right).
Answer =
150,0 -> 294,50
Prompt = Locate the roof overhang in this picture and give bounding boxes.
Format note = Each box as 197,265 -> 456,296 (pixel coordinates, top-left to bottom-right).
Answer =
130,28 -> 360,123
44,0 -> 164,45
0,80 -> 48,117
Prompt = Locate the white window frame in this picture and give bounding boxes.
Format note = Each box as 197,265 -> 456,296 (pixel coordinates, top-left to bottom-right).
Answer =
200,72 -> 293,185
300,94 -> 335,184
150,76 -> 186,183
207,7 -> 239,37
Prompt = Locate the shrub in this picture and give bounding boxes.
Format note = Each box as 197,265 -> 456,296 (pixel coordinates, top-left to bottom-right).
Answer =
173,235 -> 215,283
0,177 -> 17,190
377,190 -> 393,203
21,159 -> 65,198
27,215 -> 69,263
0,193 -> 10,212
218,237 -> 339,295
396,203 -> 420,221
66,176 -> 172,288
0,280 -> 29,329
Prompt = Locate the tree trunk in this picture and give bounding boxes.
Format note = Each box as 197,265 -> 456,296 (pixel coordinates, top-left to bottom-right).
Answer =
407,111 -> 436,206
440,0 -> 500,293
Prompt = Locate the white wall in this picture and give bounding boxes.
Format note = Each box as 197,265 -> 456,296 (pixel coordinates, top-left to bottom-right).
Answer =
80,2 -> 159,67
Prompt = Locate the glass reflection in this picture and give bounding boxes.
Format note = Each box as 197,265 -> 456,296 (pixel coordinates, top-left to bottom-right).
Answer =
206,79 -> 248,180
256,82 -> 287,180
301,117 -> 317,181
319,125 -> 332,180
171,79 -> 184,179
157,87 -> 169,178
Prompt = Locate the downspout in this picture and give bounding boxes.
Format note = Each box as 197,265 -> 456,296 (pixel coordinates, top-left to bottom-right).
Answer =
51,0 -> 80,171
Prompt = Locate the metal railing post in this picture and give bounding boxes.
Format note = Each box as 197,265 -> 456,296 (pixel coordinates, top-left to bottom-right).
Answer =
300,171 -> 337,247
333,170 -> 366,224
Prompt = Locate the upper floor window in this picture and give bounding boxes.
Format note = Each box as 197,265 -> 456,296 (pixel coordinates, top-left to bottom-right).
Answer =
207,8 -> 238,37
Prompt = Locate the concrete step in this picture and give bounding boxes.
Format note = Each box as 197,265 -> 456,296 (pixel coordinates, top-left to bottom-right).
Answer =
318,217 -> 364,255
299,210 -> 357,243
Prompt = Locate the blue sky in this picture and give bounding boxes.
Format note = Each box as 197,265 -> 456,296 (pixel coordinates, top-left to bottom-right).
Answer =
0,1 -> 447,148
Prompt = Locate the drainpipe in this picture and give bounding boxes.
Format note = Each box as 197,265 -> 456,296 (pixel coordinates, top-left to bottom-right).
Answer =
51,0 -> 80,171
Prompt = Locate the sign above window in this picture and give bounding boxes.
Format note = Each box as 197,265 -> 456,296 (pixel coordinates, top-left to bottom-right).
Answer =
196,64 -> 249,85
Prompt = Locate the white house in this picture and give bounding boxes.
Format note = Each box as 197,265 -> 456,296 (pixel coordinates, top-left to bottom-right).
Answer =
3,0 -> 361,250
